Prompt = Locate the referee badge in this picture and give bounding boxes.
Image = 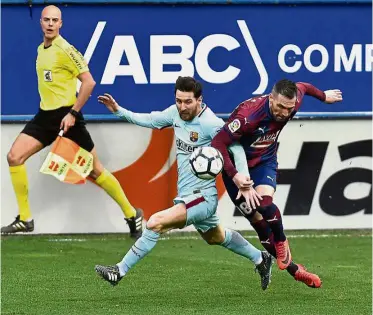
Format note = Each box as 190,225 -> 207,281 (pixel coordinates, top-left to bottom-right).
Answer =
44,70 -> 53,82
190,131 -> 199,142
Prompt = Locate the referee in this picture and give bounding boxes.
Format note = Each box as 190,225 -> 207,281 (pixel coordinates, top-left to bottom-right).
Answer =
2,5 -> 143,238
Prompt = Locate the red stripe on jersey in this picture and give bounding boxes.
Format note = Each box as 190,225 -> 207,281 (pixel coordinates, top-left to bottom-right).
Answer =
186,196 -> 205,209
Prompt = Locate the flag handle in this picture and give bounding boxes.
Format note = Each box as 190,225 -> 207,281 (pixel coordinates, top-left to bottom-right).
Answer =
58,129 -> 64,137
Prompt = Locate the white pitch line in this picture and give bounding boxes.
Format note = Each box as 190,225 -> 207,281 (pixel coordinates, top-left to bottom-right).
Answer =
158,234 -> 372,241
47,233 -> 371,242
48,238 -> 87,242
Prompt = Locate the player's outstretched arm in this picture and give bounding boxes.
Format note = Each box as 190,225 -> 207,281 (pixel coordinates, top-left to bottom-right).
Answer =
228,143 -> 262,209
98,93 -> 174,129
212,124 -> 251,190
324,89 -> 343,104
228,143 -> 250,177
211,127 -> 238,178
297,82 -> 343,104
98,93 -> 120,113
212,114 -> 257,192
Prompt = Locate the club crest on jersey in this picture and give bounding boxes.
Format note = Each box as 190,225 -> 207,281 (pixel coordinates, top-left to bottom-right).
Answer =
228,119 -> 241,133
190,131 -> 199,142
44,70 -> 52,82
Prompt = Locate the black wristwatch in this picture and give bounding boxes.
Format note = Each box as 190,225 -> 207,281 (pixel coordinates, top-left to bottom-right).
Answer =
69,108 -> 80,118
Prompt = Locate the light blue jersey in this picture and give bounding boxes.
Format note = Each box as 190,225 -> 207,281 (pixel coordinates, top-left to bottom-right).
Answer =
109,103 -> 264,276
115,104 -> 224,197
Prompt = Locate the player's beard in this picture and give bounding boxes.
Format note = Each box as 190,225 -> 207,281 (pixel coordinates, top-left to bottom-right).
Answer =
179,104 -> 201,121
275,115 -> 286,121
179,112 -> 192,121
270,106 -> 286,122
179,109 -> 197,121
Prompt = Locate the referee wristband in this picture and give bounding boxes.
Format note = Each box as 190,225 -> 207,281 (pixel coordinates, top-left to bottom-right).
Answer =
69,109 -> 80,118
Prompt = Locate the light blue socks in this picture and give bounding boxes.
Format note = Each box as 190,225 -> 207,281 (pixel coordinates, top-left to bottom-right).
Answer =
220,229 -> 263,265
117,228 -> 160,276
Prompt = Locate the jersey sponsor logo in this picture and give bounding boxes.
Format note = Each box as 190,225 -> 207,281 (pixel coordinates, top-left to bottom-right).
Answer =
189,131 -> 199,142
251,130 -> 280,148
176,138 -> 198,153
44,70 -> 53,82
228,119 -> 241,133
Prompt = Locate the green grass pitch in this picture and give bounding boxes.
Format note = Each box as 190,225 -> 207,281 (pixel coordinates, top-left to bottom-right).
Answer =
1,230 -> 371,315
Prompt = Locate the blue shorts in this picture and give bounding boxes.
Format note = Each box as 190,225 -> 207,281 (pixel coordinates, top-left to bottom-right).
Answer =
222,158 -> 278,206
174,190 -> 219,233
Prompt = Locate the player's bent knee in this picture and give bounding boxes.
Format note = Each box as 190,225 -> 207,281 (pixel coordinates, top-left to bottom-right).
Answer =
256,196 -> 273,214
257,196 -> 282,222
259,196 -> 273,207
90,159 -> 104,180
205,236 -> 224,245
7,150 -> 24,166
200,229 -> 226,245
88,168 -> 102,180
250,211 -> 264,224
146,214 -> 164,233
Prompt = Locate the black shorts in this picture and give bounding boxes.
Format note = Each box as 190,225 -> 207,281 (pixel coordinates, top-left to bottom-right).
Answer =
21,106 -> 94,152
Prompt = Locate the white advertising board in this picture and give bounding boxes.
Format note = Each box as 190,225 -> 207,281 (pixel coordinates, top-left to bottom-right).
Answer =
1,119 -> 371,233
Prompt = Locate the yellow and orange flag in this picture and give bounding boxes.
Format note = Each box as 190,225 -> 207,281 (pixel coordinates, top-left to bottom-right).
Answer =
40,131 -> 93,184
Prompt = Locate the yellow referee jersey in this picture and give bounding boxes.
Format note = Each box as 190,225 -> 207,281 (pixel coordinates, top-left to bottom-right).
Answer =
36,35 -> 89,111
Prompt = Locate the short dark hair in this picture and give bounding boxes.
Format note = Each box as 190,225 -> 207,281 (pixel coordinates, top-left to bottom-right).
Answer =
174,76 -> 202,99
272,79 -> 297,99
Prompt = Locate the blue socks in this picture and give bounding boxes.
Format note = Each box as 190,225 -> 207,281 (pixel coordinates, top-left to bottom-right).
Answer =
220,229 -> 263,265
117,228 -> 160,276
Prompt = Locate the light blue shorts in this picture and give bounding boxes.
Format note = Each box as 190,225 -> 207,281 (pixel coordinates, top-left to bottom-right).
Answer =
174,191 -> 219,233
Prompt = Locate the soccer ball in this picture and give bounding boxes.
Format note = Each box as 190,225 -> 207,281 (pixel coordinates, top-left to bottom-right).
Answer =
189,146 -> 224,180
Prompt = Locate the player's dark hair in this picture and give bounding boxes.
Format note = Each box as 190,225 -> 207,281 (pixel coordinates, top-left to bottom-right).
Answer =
272,79 -> 297,99
174,76 -> 203,99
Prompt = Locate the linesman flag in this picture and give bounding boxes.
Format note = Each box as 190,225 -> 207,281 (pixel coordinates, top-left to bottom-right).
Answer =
40,131 -> 93,184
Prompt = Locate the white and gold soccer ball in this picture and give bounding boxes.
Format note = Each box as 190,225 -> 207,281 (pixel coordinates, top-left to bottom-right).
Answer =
189,146 -> 224,180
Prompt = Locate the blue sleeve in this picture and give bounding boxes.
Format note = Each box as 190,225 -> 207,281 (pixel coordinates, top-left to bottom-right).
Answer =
114,105 -> 176,129
228,143 -> 250,176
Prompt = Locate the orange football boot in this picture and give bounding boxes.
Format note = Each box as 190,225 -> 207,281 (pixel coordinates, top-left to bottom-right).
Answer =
275,239 -> 292,270
294,264 -> 322,288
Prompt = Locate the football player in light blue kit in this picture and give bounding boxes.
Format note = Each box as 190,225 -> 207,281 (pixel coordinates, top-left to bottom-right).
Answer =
95,76 -> 272,290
